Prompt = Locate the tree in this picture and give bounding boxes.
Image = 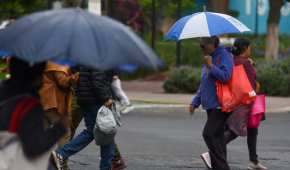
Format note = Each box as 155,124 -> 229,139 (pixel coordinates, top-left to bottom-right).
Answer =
206,0 -> 228,13
0,0 -> 45,20
62,0 -> 82,7
265,0 -> 285,60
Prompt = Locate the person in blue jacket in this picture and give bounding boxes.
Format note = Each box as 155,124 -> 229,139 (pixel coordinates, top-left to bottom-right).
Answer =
189,36 -> 234,170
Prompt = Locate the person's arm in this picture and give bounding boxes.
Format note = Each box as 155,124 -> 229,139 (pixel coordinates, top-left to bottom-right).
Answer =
208,52 -> 233,83
18,105 -> 66,159
191,85 -> 201,108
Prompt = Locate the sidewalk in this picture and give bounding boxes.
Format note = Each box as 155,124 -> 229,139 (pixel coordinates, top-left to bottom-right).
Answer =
123,81 -> 290,113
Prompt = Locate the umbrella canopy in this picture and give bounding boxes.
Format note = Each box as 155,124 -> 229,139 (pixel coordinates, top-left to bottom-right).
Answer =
0,8 -> 161,70
0,50 -> 10,58
165,12 -> 250,41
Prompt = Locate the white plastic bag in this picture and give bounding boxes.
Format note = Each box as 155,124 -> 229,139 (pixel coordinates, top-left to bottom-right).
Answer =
97,106 -> 120,134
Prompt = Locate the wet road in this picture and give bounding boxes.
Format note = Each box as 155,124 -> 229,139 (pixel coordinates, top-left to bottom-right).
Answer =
69,107 -> 290,170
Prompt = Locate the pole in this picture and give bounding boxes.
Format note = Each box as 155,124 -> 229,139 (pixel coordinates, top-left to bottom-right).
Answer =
176,0 -> 182,67
88,0 -> 101,15
151,0 -> 156,50
255,0 -> 259,37
104,0 -> 109,15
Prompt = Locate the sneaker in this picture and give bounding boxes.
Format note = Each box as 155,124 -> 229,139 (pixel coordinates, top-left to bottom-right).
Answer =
112,156 -> 127,170
52,151 -> 68,170
200,152 -> 212,169
121,105 -> 134,114
247,161 -> 267,170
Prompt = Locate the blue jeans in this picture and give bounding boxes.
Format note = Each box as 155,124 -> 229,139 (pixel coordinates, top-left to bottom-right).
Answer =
56,104 -> 115,170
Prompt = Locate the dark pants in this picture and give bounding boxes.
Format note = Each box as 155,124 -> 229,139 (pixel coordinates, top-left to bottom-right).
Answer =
247,128 -> 258,163
224,128 -> 259,164
203,109 -> 230,170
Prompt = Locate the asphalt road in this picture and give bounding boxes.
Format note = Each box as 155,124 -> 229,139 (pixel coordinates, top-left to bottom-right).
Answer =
69,107 -> 290,170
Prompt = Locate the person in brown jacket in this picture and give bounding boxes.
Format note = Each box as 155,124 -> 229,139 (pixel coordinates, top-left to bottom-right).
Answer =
39,61 -> 78,147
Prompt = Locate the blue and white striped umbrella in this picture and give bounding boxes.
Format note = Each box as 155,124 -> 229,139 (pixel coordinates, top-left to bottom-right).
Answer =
165,12 -> 250,41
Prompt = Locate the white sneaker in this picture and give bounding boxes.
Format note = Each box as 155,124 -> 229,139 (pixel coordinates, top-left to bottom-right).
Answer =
121,105 -> 134,114
200,152 -> 212,169
247,161 -> 267,170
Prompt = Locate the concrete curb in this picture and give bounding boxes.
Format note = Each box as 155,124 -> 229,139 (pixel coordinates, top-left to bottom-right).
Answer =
131,98 -> 290,114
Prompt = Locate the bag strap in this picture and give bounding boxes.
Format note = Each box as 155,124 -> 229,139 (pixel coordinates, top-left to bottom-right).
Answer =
7,97 -> 39,133
0,95 -> 29,130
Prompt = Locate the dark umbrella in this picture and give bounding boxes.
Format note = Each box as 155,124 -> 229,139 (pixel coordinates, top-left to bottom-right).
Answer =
0,8 -> 160,70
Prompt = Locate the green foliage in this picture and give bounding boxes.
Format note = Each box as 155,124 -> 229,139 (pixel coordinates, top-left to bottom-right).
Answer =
0,0 -> 46,20
139,0 -> 196,17
155,39 -> 203,67
0,61 -> 7,80
256,58 -> 290,96
138,0 -> 196,33
162,58 -> 290,96
163,66 -> 201,93
154,35 -> 290,68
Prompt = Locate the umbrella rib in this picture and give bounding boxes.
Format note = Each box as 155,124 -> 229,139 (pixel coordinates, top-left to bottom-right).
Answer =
80,11 -> 104,63
66,10 -> 78,60
124,26 -> 159,69
3,10 -> 61,49
35,12 -> 71,60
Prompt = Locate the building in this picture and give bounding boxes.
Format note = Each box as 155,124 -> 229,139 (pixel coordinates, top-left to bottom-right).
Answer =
229,0 -> 290,35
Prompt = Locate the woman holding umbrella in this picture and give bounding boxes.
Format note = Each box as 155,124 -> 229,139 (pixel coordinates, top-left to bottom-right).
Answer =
190,36 -> 234,170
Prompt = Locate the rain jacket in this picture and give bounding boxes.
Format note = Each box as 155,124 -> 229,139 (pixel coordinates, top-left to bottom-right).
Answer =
39,61 -> 74,115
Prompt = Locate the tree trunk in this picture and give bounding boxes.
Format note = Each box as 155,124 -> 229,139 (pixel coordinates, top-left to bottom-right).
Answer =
107,0 -> 114,17
265,0 -> 284,60
62,0 -> 82,7
265,23 -> 279,60
207,0 -> 228,13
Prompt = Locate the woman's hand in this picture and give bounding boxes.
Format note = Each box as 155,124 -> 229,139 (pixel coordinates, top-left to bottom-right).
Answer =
204,55 -> 213,68
71,72 -> 79,82
189,104 -> 196,116
104,99 -> 113,108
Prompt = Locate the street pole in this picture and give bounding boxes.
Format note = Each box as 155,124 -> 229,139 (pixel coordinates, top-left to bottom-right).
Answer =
88,0 -> 101,15
255,0 -> 259,37
151,0 -> 156,50
176,0 -> 182,67
52,1 -> 62,9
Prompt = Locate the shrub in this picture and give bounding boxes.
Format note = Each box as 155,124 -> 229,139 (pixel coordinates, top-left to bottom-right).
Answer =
154,35 -> 290,68
256,58 -> 290,96
163,58 -> 290,96
163,66 -> 201,93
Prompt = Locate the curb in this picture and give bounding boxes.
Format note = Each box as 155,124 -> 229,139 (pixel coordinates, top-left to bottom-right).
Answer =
131,99 -> 290,114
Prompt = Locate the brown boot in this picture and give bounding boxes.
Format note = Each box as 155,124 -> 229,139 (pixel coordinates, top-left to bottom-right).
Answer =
111,156 -> 127,170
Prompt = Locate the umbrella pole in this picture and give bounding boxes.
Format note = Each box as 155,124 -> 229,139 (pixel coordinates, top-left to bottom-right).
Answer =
176,0 -> 182,67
